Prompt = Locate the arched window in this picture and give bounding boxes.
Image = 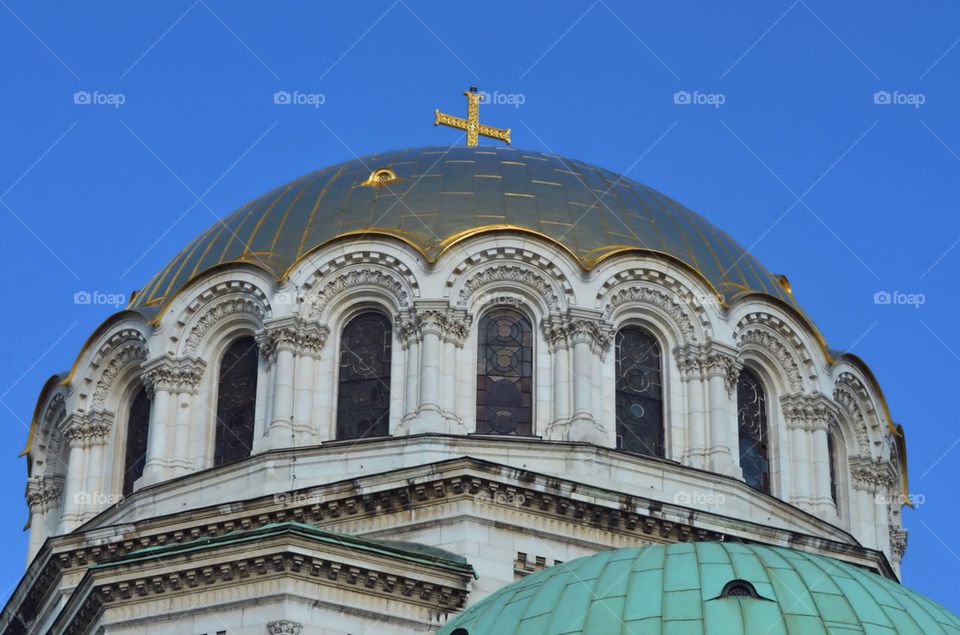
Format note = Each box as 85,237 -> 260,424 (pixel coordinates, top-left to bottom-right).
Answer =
737,368 -> 770,492
476,308 -> 533,436
615,327 -> 664,456
828,429 -> 839,507
214,336 -> 258,466
122,386 -> 151,495
337,312 -> 392,440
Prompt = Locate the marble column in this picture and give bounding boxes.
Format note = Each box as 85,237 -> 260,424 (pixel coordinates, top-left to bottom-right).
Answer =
565,309 -> 611,444
542,316 -> 571,440
58,414 -> 89,531
26,475 -> 63,562
781,394 -> 814,512
675,344 -> 707,469
400,303 -> 471,435
702,342 -> 740,478
258,318 -> 301,449
292,323 -> 328,446
140,355 -> 205,485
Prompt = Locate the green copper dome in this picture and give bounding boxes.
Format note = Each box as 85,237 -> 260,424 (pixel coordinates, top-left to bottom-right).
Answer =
130,146 -> 797,313
438,542 -> 960,635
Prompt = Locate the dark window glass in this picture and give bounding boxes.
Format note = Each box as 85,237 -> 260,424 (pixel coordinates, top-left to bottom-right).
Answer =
122,386 -> 151,495
476,308 -> 533,435
615,327 -> 664,456
214,337 -> 258,466
337,312 -> 392,440
737,369 -> 770,492
828,431 -> 839,506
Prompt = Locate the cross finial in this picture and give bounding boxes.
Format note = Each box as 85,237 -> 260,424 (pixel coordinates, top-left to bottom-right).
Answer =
434,88 -> 511,146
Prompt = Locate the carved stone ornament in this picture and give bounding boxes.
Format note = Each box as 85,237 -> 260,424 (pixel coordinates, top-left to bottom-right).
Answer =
257,317 -> 330,361
606,284 -> 698,342
405,304 -> 473,348
701,343 -> 741,392
140,355 -> 207,395
738,327 -> 804,392
183,296 -> 267,357
848,455 -> 897,493
780,393 -> 839,432
25,475 -> 64,514
266,621 -> 302,635
92,344 -> 148,408
61,411 -> 114,448
309,268 -> 409,319
458,263 -> 561,312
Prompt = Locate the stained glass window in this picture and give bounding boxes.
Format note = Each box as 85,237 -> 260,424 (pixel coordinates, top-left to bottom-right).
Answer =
122,386 -> 151,495
737,368 -> 770,492
337,312 -> 392,440
615,327 -> 664,456
214,336 -> 258,466
828,430 -> 839,506
476,308 -> 533,435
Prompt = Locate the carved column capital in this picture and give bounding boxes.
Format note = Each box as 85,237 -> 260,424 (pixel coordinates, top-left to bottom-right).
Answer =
141,354 -> 206,395
849,455 -> 897,493
26,475 -> 64,514
61,411 -> 114,448
565,309 -> 614,358
673,343 -> 705,381
701,341 -> 741,391
409,302 -> 473,348
780,393 -> 840,431
258,317 -> 330,360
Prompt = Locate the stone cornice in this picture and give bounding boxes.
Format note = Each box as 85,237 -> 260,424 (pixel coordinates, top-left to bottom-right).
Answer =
49,523 -> 471,635
1,452 -> 897,634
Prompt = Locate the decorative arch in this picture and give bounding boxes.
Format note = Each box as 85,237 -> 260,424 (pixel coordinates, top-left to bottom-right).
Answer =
596,268 -> 711,344
733,312 -> 817,393
309,266 -> 414,322
833,375 -> 876,458
444,245 -> 575,315
181,291 -> 271,358
91,341 -> 149,410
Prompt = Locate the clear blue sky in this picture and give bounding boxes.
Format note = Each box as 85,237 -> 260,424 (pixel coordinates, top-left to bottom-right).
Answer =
1,0 -> 958,613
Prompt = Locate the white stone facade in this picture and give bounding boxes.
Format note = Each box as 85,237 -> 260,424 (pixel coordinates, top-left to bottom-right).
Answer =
9,233 -> 908,634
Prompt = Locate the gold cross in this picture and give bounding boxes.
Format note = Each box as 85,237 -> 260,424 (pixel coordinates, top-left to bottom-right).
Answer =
434,87 -> 511,147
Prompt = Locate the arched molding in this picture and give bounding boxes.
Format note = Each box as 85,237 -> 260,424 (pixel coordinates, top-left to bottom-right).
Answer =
444,245 -> 574,316
178,285 -> 272,359
832,381 -> 873,459
449,262 -> 567,317
91,340 -> 149,410
308,265 -> 415,323
596,268 -> 711,344
734,322 -> 806,395
34,391 -> 70,481
731,308 -> 822,380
